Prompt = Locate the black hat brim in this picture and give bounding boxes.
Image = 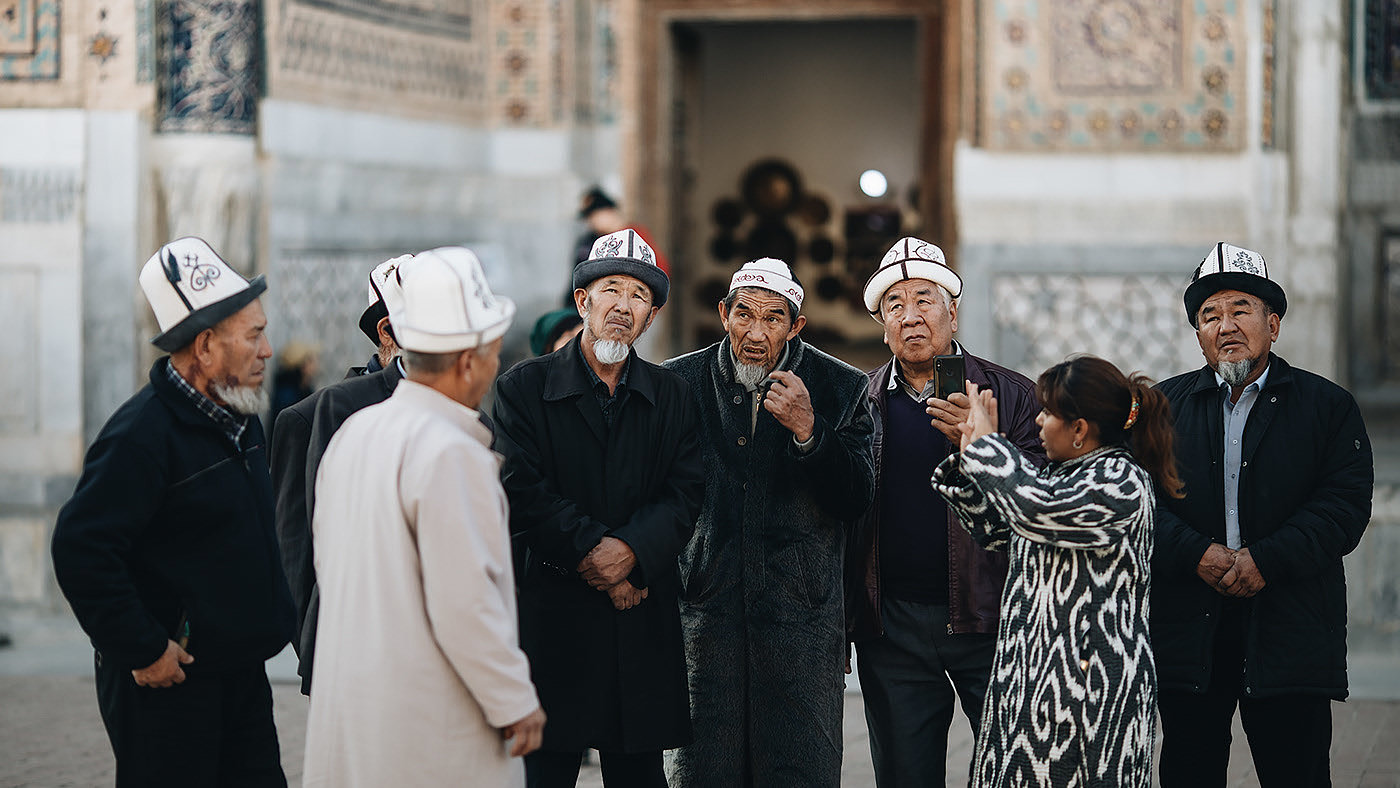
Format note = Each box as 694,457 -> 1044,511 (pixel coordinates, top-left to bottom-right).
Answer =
573,258 -> 669,308
151,276 -> 268,352
358,301 -> 388,345
1184,272 -> 1287,327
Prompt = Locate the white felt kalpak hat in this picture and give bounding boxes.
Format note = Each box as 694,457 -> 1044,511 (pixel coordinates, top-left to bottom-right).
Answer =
1184,242 -> 1288,327
729,258 -> 804,311
574,228 -> 670,307
390,246 -> 515,353
861,237 -> 962,321
358,254 -> 412,344
139,237 -> 267,352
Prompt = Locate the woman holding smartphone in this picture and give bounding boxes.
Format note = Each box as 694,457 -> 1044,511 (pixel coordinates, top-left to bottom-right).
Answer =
931,355 -> 1182,788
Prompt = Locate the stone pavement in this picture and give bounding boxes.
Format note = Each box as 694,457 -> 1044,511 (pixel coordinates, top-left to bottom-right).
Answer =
2,616 -> 1398,787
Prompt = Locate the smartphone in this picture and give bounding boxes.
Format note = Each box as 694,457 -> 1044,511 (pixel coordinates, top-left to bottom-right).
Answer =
933,355 -> 965,400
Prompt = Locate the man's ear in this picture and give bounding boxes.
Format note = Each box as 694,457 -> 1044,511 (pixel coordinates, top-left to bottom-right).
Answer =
785,314 -> 807,340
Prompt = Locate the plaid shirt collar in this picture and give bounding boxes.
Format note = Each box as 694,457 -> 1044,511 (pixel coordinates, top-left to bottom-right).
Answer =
164,361 -> 250,446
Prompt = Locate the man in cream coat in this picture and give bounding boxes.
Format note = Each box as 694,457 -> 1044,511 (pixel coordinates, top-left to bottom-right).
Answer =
305,247 -> 545,787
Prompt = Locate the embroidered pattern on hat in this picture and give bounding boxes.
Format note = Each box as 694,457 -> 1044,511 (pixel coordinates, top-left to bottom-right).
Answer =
1230,248 -> 1262,275
639,242 -> 654,265
599,233 -> 627,258
177,250 -> 223,291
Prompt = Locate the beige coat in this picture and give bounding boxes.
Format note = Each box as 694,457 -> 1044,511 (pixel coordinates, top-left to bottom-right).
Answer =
304,380 -> 539,788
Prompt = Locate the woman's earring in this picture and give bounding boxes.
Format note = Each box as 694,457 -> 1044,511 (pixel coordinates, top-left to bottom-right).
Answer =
1073,438 -> 1083,449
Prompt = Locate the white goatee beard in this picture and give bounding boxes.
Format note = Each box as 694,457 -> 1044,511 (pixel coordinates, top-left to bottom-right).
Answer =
593,339 -> 630,365
1218,359 -> 1255,388
211,382 -> 269,416
734,362 -> 770,389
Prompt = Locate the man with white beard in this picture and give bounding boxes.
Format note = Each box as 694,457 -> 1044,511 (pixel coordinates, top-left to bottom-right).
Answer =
1153,242 -> 1373,787
492,228 -> 705,788
52,237 -> 296,787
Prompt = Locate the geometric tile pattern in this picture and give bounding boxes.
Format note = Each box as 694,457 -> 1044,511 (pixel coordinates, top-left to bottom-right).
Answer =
992,272 -> 1202,383
492,0 -> 552,125
268,0 -> 488,122
0,168 -> 80,222
266,248 -> 391,385
0,0 -> 60,79
979,0 -> 1245,151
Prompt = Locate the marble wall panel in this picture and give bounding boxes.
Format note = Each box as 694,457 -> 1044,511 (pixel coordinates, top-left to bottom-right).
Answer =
979,0 -> 1246,151
0,270 -> 39,435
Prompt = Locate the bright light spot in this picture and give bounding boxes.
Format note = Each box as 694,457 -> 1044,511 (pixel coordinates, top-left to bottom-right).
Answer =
859,169 -> 888,198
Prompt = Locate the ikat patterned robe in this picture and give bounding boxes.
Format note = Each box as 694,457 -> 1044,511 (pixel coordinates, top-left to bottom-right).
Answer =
932,434 -> 1156,788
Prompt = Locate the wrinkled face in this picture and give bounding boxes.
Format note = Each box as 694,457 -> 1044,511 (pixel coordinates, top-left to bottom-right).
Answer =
464,337 -> 503,409
719,288 -> 805,373
207,300 -> 272,392
1035,408 -> 1083,462
879,279 -> 957,365
577,275 -> 657,347
1195,289 -> 1279,374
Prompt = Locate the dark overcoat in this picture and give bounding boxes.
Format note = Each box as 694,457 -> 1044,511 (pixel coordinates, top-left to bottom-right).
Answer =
270,360 -> 402,693
52,359 -> 295,673
663,337 -> 875,788
1153,354 -> 1373,698
491,335 -> 705,753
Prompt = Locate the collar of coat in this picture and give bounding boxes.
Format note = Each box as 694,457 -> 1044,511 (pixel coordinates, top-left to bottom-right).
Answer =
865,344 -> 996,408
714,335 -> 806,386
149,357 -> 253,440
1187,352 -> 1291,397
541,332 -> 661,406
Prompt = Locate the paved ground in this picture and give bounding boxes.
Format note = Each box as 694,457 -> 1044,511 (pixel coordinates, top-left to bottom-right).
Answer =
2,617 -> 1398,787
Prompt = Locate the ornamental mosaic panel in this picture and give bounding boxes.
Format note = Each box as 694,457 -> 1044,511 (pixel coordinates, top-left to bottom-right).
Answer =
1,0 -> 60,79
993,273 -> 1201,382
156,0 -> 260,133
979,0 -> 1245,152
268,0 -> 488,123
1365,0 -> 1400,101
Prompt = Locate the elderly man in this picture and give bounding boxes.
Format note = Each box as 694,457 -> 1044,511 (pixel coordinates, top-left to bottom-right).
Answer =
1153,243 -> 1374,787
847,237 -> 1044,785
664,258 -> 875,787
304,248 -> 544,786
493,229 -> 704,788
271,255 -> 409,695
52,237 -> 296,787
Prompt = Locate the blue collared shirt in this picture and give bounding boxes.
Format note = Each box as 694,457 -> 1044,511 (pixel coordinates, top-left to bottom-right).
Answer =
1218,364 -> 1270,549
164,360 -> 250,447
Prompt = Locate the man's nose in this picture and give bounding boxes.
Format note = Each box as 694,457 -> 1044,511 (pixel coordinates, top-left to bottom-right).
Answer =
258,336 -> 273,358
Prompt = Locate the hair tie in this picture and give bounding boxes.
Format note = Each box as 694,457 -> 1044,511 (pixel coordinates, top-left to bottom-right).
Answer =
1123,394 -> 1140,430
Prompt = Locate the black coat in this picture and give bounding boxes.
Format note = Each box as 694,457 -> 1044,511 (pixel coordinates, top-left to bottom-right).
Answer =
492,336 -> 705,753
1152,354 -> 1373,698
52,359 -> 296,673
270,360 -> 402,693
663,338 -> 875,788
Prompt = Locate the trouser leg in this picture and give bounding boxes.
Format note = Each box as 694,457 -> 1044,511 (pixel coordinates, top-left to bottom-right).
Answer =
598,750 -> 667,788
856,599 -> 966,787
1157,603 -> 1246,788
1240,694 -> 1333,788
216,666 -> 287,788
94,650 -> 222,788
526,749 -> 585,788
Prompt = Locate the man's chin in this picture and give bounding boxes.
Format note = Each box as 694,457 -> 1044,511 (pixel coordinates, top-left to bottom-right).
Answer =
211,382 -> 269,416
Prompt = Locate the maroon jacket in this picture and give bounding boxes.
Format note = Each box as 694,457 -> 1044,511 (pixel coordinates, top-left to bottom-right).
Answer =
846,349 -> 1044,641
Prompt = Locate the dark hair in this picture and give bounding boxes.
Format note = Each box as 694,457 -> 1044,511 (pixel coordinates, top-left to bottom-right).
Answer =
1035,355 -> 1184,498
721,283 -> 801,322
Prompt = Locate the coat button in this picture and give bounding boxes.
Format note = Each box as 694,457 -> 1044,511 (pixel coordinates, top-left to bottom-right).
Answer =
737,436 -> 747,446
733,395 -> 743,404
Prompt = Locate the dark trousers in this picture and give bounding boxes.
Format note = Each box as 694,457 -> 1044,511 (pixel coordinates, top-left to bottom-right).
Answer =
94,652 -> 286,788
1158,604 -> 1333,788
856,598 -> 997,787
526,748 -> 666,788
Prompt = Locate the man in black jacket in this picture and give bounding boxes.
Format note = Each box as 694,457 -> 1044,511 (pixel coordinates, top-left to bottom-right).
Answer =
1153,242 -> 1374,787
52,237 -> 296,787
848,237 -> 1044,786
493,229 -> 705,788
270,254 -> 408,694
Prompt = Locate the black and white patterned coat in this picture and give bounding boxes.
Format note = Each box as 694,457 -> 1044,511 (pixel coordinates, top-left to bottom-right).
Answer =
932,433 -> 1156,788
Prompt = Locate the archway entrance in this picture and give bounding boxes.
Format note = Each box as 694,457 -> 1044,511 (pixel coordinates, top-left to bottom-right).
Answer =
626,2 -> 961,362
